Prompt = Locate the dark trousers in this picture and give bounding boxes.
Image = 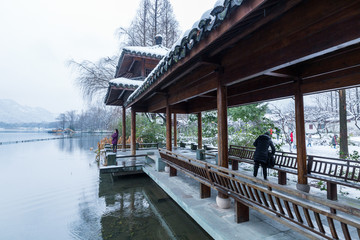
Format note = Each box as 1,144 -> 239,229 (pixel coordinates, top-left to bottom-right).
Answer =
254,162 -> 267,180
113,144 -> 117,152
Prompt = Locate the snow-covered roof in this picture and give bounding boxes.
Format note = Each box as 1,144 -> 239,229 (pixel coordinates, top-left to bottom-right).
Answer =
124,0 -> 245,107
109,77 -> 143,89
122,45 -> 169,59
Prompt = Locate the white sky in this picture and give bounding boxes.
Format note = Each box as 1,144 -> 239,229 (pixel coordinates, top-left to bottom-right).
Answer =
0,0 -> 215,114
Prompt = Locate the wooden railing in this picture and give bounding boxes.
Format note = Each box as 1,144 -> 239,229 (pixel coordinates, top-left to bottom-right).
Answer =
228,145 -> 360,200
159,148 -> 360,240
114,143 -> 159,149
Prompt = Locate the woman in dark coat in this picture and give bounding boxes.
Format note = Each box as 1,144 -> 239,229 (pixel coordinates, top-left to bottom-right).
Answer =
112,129 -> 119,152
253,132 -> 275,180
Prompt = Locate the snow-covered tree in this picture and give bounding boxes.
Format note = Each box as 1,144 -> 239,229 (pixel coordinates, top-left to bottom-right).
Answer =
270,103 -> 295,151
119,0 -> 180,48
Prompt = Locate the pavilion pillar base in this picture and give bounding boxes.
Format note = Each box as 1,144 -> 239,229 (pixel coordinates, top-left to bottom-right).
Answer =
165,165 -> 170,173
216,195 -> 231,209
296,183 -> 310,193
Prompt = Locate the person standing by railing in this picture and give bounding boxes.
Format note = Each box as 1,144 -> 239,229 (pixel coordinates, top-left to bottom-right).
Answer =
331,135 -> 337,148
112,129 -> 119,152
253,132 -> 275,180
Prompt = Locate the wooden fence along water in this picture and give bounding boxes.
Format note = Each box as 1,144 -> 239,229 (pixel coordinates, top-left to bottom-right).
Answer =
159,148 -> 360,240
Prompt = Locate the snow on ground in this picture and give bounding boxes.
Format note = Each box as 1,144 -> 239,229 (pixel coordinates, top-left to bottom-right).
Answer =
271,143 -> 360,201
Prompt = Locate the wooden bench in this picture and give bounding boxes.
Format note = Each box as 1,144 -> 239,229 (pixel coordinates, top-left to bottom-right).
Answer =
228,145 -> 360,200
229,145 -> 298,185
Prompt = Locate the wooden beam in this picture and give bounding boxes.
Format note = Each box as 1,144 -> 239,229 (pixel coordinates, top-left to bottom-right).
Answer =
222,1 -> 360,86
301,69 -> 360,94
227,75 -> 294,98
198,112 -> 202,149
131,108 -> 136,155
147,96 -> 167,113
228,82 -> 295,107
167,66 -> 216,96
294,79 -> 308,187
210,0 -> 302,57
168,73 -> 218,105
187,97 -> 217,114
131,106 -> 148,113
122,106 -> 126,151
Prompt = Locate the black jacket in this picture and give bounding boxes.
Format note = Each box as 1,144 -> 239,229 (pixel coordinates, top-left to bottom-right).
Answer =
253,134 -> 275,164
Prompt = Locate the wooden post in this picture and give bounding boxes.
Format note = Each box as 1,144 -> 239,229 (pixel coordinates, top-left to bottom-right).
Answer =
327,182 -> 338,200
166,103 -> 172,151
122,105 -> 126,151
166,102 -> 176,176
131,108 -> 136,156
235,200 -> 249,223
294,79 -> 309,192
217,72 -> 230,203
200,183 -> 211,198
278,171 -> 287,185
197,112 -> 202,149
173,113 -> 177,148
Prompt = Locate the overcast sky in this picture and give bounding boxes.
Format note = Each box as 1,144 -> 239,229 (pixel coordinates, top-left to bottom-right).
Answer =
0,0 -> 215,114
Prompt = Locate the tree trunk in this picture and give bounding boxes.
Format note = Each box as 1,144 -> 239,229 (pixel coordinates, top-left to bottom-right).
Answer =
339,89 -> 348,159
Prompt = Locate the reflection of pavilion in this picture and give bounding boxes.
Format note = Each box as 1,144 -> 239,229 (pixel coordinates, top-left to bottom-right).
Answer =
103,1 -> 360,239
98,174 -> 210,239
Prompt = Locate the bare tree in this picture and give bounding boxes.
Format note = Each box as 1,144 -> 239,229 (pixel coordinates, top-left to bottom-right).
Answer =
56,113 -> 67,130
159,0 -> 180,48
270,103 -> 295,152
67,56 -> 117,102
66,110 -> 77,130
118,0 -> 180,48
346,87 -> 360,131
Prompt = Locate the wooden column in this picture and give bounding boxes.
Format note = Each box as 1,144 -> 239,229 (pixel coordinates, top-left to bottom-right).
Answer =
122,105 -> 126,151
166,103 -> 172,151
131,108 -> 136,156
197,112 -> 202,149
217,73 -> 229,200
294,79 -> 309,191
166,102 -> 176,176
173,113 -> 177,148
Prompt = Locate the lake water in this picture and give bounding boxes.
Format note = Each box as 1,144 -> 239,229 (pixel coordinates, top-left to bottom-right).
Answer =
0,132 -> 211,240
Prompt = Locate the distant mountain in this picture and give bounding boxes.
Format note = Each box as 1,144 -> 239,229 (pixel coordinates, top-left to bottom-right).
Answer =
0,99 -> 55,123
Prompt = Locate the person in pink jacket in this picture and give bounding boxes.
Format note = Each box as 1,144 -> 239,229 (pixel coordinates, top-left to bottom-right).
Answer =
112,129 -> 119,152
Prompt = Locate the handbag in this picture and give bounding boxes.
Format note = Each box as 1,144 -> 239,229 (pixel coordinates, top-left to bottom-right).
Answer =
268,151 -> 275,168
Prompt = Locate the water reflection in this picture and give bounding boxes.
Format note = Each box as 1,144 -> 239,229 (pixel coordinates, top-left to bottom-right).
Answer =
99,174 -> 212,240
56,133 -> 109,153
0,133 -> 211,240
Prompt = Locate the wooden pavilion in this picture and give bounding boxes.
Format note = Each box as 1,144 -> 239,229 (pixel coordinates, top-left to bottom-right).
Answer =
105,0 -> 360,238
104,36 -> 168,151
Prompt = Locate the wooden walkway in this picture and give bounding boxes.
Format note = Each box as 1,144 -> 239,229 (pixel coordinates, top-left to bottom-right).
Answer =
159,148 -> 360,240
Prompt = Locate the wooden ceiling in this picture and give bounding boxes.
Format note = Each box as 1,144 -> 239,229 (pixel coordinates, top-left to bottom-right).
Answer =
128,0 -> 360,114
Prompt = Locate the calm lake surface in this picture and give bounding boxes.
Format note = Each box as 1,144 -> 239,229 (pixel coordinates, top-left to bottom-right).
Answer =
0,132 -> 211,240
